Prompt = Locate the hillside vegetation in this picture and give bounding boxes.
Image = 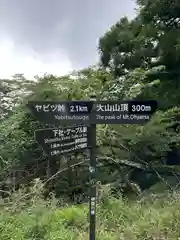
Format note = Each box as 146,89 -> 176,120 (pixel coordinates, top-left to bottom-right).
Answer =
0,0 -> 180,239
1,181 -> 180,240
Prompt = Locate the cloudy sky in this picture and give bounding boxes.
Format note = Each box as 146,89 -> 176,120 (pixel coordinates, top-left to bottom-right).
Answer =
0,0 -> 136,79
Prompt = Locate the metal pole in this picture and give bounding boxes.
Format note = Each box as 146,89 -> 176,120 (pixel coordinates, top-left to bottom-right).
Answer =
89,124 -> 96,240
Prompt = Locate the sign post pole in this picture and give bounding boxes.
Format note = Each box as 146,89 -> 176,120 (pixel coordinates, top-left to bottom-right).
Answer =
27,100 -> 157,240
89,124 -> 96,240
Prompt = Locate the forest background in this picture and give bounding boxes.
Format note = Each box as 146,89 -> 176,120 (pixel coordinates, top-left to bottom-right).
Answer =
0,0 -> 180,239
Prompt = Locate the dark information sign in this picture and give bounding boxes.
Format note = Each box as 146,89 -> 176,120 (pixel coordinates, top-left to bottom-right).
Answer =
27,100 -> 157,125
35,125 -> 90,157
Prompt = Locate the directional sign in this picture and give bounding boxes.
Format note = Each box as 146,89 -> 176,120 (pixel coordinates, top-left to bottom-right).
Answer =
27,100 -> 157,125
28,99 -> 158,240
35,125 -> 90,157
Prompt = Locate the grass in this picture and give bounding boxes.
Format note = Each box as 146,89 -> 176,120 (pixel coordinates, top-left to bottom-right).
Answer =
1,182 -> 180,239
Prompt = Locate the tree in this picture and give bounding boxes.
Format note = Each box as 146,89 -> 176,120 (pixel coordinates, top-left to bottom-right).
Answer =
137,0 -> 180,70
0,74 -> 36,119
1,0 -> 180,199
97,0 -> 180,192
98,17 -> 157,77
98,0 -> 180,76
0,69 -> 115,200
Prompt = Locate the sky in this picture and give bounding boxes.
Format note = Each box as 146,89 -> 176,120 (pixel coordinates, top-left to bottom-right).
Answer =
0,0 -> 136,79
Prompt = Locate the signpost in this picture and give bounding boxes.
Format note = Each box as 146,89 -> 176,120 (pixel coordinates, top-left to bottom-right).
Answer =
27,100 -> 157,125
35,125 -> 90,157
27,100 -> 157,240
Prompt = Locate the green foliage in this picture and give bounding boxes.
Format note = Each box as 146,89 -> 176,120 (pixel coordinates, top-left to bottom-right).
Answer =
0,69 -> 117,201
98,17 -> 155,76
0,0 -> 180,210
99,0 -> 180,77
0,74 -> 35,119
95,0 -> 180,193
0,1 -> 180,239
1,184 -> 180,239
137,0 -> 180,70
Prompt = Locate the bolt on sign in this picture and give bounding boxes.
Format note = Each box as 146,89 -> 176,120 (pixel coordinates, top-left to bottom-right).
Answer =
27,100 -> 157,240
35,125 -> 90,157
